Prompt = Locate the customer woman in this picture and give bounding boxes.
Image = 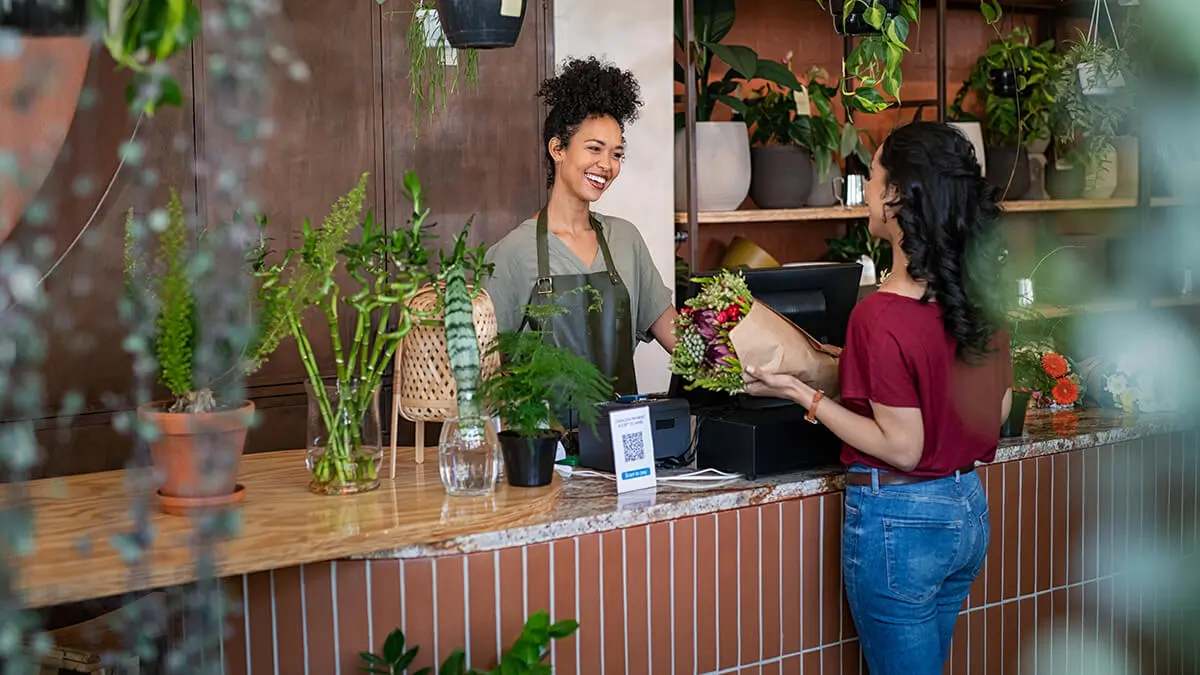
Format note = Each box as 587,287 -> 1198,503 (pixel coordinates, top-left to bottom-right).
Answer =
743,121 -> 1013,674
484,57 -> 676,397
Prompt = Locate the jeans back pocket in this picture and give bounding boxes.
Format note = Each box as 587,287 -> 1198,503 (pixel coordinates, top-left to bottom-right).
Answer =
883,517 -> 964,603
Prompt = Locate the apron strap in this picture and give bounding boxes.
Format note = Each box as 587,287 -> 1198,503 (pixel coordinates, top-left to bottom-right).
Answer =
589,213 -> 622,287
534,209 -> 553,295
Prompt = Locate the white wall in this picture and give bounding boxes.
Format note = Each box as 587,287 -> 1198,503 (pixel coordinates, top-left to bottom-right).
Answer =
554,0 -> 676,394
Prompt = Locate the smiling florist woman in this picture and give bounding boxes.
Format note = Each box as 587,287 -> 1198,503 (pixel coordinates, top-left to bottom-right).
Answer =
745,122 -> 1013,674
485,57 -> 676,397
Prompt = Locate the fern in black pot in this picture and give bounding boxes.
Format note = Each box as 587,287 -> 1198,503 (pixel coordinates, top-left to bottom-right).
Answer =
481,306 -> 613,487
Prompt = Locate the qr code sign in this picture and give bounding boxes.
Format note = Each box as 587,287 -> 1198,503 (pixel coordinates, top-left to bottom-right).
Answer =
621,431 -> 646,463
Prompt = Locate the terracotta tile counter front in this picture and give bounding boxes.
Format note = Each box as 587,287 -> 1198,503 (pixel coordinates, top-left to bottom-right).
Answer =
19,410 -> 1199,674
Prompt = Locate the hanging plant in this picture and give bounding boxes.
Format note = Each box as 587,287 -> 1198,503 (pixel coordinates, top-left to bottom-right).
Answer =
816,0 -> 1002,114
89,0 -> 203,116
397,0 -> 479,136
949,27 -> 1059,147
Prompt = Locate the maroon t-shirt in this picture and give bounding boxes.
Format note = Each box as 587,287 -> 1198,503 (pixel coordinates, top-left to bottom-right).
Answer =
838,292 -> 1013,476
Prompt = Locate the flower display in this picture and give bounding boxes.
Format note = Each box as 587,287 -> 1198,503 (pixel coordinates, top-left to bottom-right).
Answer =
1101,351 -> 1177,414
1013,346 -> 1084,409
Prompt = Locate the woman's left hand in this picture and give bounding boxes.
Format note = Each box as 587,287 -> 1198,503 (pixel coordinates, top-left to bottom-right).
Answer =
743,366 -> 810,406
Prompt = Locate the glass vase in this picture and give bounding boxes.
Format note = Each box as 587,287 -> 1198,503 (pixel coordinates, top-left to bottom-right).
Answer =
305,378 -> 383,495
438,416 -> 500,497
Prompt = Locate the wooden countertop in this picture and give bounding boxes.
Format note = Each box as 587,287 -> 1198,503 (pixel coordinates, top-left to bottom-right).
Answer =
13,448 -> 560,608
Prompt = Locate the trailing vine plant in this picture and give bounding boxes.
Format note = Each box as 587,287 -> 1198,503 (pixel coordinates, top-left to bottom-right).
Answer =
816,0 -> 1003,114
397,0 -> 479,136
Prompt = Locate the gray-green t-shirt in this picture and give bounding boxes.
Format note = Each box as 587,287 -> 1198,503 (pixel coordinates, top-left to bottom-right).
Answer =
484,212 -> 673,346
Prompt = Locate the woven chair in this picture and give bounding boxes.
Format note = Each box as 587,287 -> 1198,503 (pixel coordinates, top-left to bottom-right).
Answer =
390,284 -> 499,474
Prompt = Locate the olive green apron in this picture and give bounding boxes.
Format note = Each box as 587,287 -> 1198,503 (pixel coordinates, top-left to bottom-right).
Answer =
521,209 -> 638,402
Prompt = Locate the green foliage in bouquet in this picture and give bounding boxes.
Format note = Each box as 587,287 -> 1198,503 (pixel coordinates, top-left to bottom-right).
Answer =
480,304 -> 613,439
360,610 -> 579,674
669,269 -> 752,393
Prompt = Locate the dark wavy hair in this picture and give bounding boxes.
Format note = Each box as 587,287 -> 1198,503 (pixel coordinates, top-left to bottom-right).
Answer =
537,56 -> 643,188
878,121 -> 1006,362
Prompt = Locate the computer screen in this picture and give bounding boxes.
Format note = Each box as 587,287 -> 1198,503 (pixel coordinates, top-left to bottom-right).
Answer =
668,262 -> 863,410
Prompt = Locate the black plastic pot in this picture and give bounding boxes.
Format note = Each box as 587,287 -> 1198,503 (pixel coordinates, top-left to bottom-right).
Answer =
499,431 -> 558,488
1,0 -> 89,36
989,68 -> 1020,98
1000,391 -> 1032,438
831,0 -> 900,36
984,145 -> 1032,200
750,146 -> 814,209
435,0 -> 527,49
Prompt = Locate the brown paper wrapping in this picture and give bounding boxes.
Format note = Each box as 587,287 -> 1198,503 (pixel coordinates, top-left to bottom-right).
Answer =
729,301 -> 842,398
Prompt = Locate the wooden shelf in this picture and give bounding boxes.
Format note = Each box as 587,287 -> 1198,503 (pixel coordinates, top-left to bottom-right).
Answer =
1026,294 -> 1200,320
675,198 -> 1184,225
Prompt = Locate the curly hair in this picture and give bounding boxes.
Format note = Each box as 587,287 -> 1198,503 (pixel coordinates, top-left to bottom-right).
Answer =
878,121 -> 1007,362
537,56 -> 643,188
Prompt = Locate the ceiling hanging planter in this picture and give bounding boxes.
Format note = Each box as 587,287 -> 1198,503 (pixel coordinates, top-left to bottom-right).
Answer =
435,0 -> 527,49
0,0 -> 89,36
830,0 -> 901,37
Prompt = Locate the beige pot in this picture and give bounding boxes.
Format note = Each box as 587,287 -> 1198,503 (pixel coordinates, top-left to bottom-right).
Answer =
1111,136 -> 1139,199
674,121 -> 752,212
1082,146 -> 1119,200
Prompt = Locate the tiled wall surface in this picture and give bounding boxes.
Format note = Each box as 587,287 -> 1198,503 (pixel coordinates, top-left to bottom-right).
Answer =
222,431 -> 1198,674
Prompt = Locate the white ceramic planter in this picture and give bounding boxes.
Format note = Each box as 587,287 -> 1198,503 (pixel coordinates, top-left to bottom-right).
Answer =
1077,60 -> 1125,96
948,121 -> 987,177
674,121 -> 752,212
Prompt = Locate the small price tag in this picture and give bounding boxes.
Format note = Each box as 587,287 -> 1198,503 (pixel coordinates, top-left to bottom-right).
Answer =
793,85 -> 812,117
609,406 -> 657,494
500,0 -> 523,18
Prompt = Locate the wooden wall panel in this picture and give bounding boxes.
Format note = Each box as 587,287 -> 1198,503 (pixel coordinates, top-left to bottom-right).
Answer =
5,2 -> 552,477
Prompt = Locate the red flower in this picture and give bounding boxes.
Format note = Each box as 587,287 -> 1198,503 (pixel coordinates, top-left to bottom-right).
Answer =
1051,377 -> 1079,407
681,306 -> 693,316
1042,353 -> 1069,379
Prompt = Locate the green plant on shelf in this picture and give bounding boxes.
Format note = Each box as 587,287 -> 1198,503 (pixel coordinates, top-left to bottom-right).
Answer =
949,26 -> 1059,148
360,610 -> 579,674
825,221 -> 892,280
673,0 -> 804,128
733,62 -> 870,182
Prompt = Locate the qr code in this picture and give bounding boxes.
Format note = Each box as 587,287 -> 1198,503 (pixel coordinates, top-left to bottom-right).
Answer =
621,431 -> 646,463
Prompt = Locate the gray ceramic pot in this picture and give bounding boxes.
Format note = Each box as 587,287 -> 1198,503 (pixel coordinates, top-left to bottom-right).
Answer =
807,162 -> 843,207
749,146 -> 814,210
985,145 -> 1031,201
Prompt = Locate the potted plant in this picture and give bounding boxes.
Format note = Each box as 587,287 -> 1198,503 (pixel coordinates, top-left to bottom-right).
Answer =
737,63 -> 865,210
673,0 -> 803,212
825,221 -> 892,286
397,0 -> 479,137
434,0 -> 526,49
431,220 -> 504,496
481,305 -> 613,488
950,27 -> 1058,200
255,172 -> 432,495
124,191 -> 281,515
1049,31 -> 1134,199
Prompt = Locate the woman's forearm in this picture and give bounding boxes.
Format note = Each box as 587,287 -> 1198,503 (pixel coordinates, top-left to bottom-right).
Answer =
650,307 -> 678,353
783,381 -> 924,471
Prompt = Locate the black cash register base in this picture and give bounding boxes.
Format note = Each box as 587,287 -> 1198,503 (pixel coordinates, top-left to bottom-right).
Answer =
678,263 -> 862,479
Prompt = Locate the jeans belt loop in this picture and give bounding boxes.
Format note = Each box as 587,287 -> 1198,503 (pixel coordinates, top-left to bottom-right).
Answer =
955,469 -> 962,484
870,468 -> 880,494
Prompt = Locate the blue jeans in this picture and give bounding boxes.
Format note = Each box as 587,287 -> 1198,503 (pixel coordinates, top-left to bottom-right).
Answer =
842,465 -> 990,675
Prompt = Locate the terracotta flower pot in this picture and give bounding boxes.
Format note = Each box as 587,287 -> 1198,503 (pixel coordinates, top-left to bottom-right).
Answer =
137,401 -> 255,513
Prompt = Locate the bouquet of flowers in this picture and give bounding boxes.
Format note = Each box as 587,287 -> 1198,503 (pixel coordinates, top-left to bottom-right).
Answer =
1094,352 -> 1176,414
1012,345 -> 1083,409
669,270 -> 840,395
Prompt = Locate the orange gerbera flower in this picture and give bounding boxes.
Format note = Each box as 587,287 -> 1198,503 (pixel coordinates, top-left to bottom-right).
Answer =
1051,377 -> 1079,406
1042,353 -> 1069,378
